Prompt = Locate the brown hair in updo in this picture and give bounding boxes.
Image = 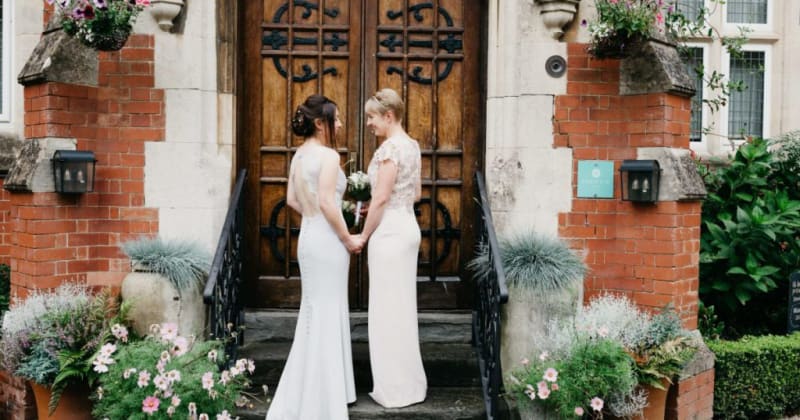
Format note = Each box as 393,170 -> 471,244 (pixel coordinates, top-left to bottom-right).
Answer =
291,94 -> 338,147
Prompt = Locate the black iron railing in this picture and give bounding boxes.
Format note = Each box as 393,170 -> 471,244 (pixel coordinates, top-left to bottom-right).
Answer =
472,171 -> 509,420
204,169 -> 247,361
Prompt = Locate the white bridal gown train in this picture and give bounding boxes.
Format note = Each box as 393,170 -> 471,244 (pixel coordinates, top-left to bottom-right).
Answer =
266,145 -> 356,420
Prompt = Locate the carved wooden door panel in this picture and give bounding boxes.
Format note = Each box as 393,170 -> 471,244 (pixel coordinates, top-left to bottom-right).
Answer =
241,0 -> 482,309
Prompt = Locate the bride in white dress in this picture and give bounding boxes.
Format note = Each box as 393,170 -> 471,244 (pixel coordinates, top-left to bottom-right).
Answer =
359,88 -> 427,408
266,95 -> 363,420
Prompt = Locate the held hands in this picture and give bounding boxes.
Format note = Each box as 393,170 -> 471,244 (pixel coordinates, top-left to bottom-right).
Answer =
344,234 -> 366,254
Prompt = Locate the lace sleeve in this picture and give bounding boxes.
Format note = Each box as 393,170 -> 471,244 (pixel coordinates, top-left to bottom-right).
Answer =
374,142 -> 400,167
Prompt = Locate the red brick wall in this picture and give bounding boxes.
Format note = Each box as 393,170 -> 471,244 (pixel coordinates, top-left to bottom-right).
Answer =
11,34 -> 161,298
554,44 -> 710,419
0,35 -> 163,418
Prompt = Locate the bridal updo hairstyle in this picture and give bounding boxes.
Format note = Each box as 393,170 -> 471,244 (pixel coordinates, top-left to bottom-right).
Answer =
365,88 -> 404,123
292,94 -> 338,147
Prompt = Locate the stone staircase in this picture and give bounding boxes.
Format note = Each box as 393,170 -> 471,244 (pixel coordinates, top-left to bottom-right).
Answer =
235,310 -> 487,420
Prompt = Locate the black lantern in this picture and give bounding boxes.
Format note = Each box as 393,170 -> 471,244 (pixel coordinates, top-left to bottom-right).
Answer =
52,150 -> 97,194
619,160 -> 660,203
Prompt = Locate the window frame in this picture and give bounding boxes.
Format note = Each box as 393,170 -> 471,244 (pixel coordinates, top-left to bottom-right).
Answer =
683,42 -> 710,153
720,43 -> 771,146
722,0 -> 772,32
0,0 -> 11,123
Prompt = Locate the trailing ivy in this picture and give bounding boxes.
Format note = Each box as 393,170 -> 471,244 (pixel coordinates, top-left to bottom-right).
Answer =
698,138 -> 800,336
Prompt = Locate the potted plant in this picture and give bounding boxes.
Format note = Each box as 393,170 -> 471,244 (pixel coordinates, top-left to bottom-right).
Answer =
574,295 -> 697,419
0,284 -> 131,418
47,0 -> 151,51
120,237 -> 211,338
91,322 -> 259,419
507,338 -> 643,419
468,232 -> 586,370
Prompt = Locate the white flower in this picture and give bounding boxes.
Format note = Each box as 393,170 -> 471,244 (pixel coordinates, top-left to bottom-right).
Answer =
188,402 -> 197,414
96,386 -> 104,400
199,415 -> 209,420
160,350 -> 171,362
247,359 -> 256,374
207,350 -> 218,362
216,410 -> 233,420
230,366 -> 241,377
137,370 -> 151,388
99,343 -> 117,357
219,370 -> 231,385
597,326 -> 610,338
93,361 -> 109,373
123,368 -> 137,379
166,369 -> 181,383
160,322 -> 178,341
170,395 -> 181,407
539,351 -> 549,361
153,374 -> 170,391
590,397 -> 604,412
208,389 -> 218,400
149,323 -> 161,336
235,395 -> 249,407
171,336 -> 189,356
111,324 -> 129,342
543,368 -> 558,383
201,372 -> 215,390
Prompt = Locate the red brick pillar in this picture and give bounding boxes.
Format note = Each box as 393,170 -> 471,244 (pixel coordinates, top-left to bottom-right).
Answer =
0,34 -> 163,419
555,43 -> 711,419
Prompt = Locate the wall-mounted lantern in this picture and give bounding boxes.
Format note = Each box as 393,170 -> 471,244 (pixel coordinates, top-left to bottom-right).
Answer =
619,159 -> 660,203
52,150 -> 96,194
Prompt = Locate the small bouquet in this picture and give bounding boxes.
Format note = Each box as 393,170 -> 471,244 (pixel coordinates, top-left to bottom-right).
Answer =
342,200 -> 356,229
48,0 -> 151,51
346,171 -> 371,226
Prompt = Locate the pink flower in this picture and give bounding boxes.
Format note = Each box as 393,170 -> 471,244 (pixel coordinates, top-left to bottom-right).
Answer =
551,383 -> 559,391
656,12 -> 664,25
142,396 -> 160,414
160,323 -> 178,341
538,351 -> 549,361
537,387 -> 551,399
520,357 -> 530,367
202,372 -> 215,390
138,370 -> 151,388
216,411 -> 233,420
543,368 -> 558,382
575,406 -> 585,416
172,336 -> 189,356
137,0 -> 151,6
590,397 -> 604,412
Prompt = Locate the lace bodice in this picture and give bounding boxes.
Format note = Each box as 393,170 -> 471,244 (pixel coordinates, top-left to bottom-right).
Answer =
290,144 -> 346,217
367,136 -> 421,210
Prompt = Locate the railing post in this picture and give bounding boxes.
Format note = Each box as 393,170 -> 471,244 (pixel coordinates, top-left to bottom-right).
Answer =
472,171 -> 509,420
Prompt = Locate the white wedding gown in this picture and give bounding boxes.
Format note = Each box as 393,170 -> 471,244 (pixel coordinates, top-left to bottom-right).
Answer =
266,145 -> 356,420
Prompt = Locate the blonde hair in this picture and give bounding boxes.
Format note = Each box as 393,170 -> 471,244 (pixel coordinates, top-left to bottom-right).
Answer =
365,88 -> 405,122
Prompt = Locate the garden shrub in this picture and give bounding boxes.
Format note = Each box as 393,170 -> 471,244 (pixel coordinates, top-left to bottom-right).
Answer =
698,137 -> 800,337
709,333 -> 800,419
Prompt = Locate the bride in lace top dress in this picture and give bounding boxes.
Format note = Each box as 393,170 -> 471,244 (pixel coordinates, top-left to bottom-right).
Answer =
359,88 -> 427,408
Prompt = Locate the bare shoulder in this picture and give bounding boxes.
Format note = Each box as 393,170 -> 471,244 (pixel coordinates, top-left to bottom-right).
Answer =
319,146 -> 340,163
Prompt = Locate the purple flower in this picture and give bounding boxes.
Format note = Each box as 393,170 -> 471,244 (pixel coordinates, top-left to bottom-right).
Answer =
93,0 -> 108,10
581,19 -> 588,27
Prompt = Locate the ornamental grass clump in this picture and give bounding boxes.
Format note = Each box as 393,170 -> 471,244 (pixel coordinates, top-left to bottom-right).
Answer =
121,237 -> 211,294
92,323 -> 258,419
468,232 -> 586,296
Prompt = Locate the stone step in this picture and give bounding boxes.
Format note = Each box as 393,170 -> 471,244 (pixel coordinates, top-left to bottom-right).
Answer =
236,387 -> 487,420
239,341 -> 481,389
243,310 -> 473,344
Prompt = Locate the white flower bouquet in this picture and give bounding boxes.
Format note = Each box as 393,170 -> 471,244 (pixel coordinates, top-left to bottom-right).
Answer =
346,171 -> 371,226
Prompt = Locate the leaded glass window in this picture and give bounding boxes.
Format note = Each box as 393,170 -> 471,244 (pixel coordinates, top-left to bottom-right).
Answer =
727,0 -> 768,24
677,0 -> 705,23
683,47 -> 704,142
728,51 -> 765,140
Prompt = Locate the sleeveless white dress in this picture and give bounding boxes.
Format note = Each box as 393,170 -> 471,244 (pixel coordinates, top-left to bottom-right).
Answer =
266,145 -> 356,420
367,136 -> 427,407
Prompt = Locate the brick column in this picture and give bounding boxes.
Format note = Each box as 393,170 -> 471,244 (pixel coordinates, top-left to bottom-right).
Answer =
0,35 -> 163,419
554,43 -> 710,420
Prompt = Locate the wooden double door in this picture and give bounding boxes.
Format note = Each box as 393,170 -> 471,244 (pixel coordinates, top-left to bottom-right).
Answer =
240,0 -> 484,310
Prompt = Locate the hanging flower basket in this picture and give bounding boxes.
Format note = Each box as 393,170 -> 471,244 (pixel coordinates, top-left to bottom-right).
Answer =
48,0 -> 149,52
74,22 -> 133,51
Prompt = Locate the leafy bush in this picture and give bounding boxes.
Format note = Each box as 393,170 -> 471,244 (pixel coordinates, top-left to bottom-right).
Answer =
709,333 -> 800,419
92,323 -> 256,419
698,138 -> 800,336
508,338 -> 639,419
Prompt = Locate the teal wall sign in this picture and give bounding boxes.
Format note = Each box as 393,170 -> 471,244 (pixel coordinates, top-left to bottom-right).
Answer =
577,160 -> 614,198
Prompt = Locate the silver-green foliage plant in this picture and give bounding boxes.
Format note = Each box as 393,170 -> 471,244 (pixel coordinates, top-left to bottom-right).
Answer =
121,237 -> 211,293
468,232 -> 586,295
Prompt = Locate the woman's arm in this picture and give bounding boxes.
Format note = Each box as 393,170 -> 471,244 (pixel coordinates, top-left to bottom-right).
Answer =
318,149 -> 361,251
414,166 -> 422,202
360,160 -> 398,241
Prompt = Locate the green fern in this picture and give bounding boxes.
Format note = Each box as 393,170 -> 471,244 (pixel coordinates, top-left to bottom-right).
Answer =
121,237 -> 211,293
